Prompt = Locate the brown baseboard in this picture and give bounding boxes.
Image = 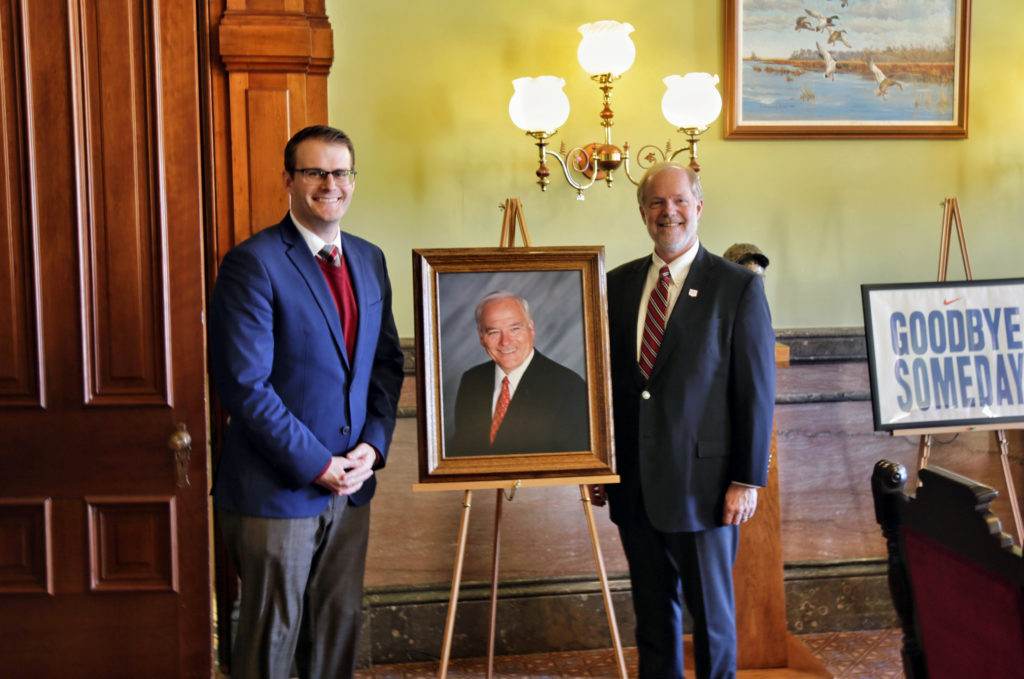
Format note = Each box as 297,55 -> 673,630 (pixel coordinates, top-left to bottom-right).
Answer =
358,558 -> 895,667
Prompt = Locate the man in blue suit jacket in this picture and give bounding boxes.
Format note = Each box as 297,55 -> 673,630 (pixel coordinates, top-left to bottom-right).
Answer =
593,163 -> 776,679
209,126 -> 404,679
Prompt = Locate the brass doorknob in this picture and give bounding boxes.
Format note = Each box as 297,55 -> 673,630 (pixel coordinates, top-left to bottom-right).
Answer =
168,422 -> 192,488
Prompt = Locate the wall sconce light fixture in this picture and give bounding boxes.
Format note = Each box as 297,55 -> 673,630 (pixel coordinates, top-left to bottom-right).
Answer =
509,21 -> 722,199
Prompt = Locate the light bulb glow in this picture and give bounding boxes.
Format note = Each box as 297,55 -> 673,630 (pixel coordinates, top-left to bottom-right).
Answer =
661,73 -> 723,130
577,21 -> 636,77
509,76 -> 571,133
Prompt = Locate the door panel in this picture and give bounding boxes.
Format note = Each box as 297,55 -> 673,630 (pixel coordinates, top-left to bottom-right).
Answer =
77,0 -> 168,406
0,1 -> 211,676
0,0 -> 40,410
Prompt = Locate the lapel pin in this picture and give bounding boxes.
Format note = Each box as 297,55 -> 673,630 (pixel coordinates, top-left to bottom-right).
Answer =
688,289 -> 699,298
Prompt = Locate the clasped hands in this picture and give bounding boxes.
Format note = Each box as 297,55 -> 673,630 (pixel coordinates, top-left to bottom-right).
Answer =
314,442 -> 378,496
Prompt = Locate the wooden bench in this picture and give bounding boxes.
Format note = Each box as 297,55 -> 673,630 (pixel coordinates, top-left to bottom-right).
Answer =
872,459 -> 1024,679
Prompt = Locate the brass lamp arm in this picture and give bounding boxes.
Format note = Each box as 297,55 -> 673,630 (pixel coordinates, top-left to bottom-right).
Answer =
619,146 -> 642,186
619,125 -> 706,185
528,131 -> 599,198
545,147 -> 599,196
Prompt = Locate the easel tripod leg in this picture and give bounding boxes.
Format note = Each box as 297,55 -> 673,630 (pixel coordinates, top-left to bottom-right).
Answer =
487,489 -> 504,679
579,485 -> 628,679
916,434 -> 933,479
438,490 -> 473,679
997,429 -> 1024,545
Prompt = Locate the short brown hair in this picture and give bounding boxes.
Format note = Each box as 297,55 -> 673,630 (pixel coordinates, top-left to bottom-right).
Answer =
284,125 -> 355,174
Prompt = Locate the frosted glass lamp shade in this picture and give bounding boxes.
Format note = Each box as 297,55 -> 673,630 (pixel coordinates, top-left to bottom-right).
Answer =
577,21 -> 636,77
661,73 -> 723,130
509,76 -> 571,133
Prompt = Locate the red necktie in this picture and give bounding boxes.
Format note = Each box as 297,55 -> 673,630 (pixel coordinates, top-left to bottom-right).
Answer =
639,265 -> 671,382
315,245 -> 358,357
317,244 -> 341,267
490,376 -> 511,444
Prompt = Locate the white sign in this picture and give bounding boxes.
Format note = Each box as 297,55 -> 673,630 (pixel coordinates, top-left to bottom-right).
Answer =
862,279 -> 1024,432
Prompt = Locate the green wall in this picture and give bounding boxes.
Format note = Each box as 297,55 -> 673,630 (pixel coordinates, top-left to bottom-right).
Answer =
328,1 -> 1023,336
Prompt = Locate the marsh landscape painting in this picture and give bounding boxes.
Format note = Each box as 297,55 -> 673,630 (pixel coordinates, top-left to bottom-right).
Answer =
724,0 -> 970,138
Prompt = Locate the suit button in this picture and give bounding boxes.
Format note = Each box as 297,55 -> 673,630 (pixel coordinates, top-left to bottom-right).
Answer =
641,390 -> 651,400
340,425 -> 351,435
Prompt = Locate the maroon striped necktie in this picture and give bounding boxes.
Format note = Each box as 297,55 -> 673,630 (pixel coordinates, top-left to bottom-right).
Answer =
639,265 -> 671,382
317,244 -> 341,267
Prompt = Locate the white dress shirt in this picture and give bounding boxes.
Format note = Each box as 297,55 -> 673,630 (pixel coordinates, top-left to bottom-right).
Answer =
634,241 -> 699,363
291,210 -> 342,259
491,349 -> 535,414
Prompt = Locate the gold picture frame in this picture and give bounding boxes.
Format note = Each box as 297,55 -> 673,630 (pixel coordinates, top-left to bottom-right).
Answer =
412,247 -> 615,484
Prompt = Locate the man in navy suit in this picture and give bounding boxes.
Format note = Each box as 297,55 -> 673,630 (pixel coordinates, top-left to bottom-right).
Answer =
592,162 -> 776,679
209,125 -> 404,679
448,291 -> 589,456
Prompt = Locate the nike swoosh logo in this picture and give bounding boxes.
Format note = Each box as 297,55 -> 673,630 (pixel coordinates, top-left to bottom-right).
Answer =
943,298 -> 960,305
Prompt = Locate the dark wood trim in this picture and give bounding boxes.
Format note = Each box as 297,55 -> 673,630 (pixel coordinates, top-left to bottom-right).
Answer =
774,327 -> 867,363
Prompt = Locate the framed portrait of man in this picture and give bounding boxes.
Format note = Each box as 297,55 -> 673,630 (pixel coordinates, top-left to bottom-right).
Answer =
412,247 -> 615,484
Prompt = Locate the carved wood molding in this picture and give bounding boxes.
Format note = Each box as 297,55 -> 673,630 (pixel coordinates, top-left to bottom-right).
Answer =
208,1 -> 333,251
217,9 -> 331,74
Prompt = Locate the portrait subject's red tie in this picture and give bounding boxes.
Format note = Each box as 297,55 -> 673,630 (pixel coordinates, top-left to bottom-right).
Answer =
490,376 -> 511,444
639,265 -> 671,382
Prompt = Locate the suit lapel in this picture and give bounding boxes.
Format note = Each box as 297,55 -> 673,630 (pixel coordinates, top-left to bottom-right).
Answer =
340,232 -> 374,372
650,246 -> 713,380
281,218 -> 350,371
503,352 -> 543,423
470,364 -> 497,447
621,258 -> 652,390
493,353 -> 545,448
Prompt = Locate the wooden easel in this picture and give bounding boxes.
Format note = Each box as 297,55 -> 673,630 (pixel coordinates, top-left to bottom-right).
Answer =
915,198 -> 1023,544
412,198 -> 627,679
498,197 -> 532,249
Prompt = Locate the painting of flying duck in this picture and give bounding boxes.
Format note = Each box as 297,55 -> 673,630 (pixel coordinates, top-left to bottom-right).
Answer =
724,0 -> 971,138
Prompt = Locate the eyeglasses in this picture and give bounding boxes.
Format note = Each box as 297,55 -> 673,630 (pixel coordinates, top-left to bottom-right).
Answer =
295,168 -> 358,185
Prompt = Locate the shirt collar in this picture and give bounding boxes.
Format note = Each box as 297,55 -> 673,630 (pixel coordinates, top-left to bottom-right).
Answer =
291,211 -> 342,258
493,348 -> 536,391
651,239 -> 699,284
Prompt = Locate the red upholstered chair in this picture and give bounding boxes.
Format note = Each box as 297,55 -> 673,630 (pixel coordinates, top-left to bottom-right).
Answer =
872,460 -> 1024,679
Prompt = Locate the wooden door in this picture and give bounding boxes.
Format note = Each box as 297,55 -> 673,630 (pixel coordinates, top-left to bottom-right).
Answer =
0,1 -> 211,676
